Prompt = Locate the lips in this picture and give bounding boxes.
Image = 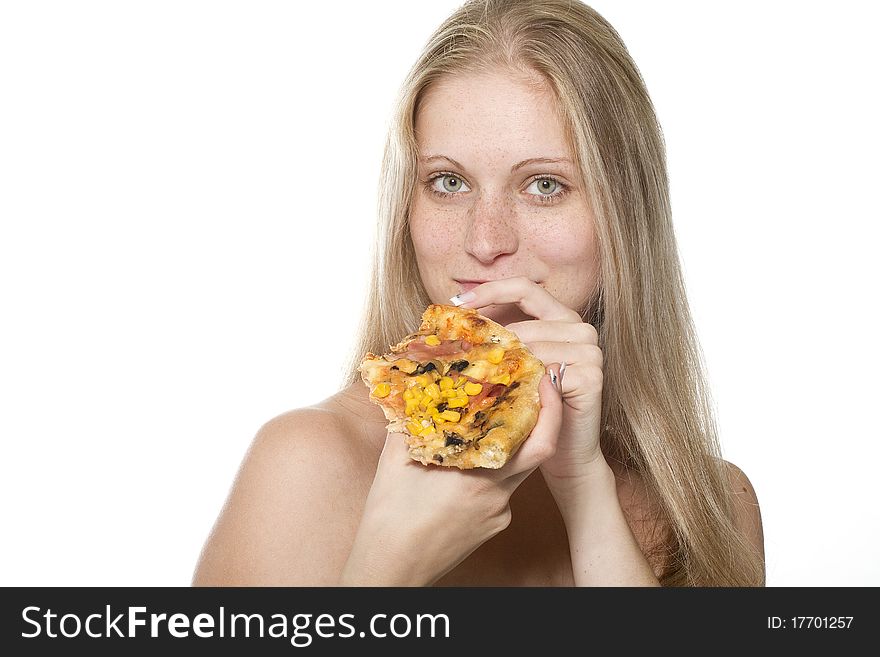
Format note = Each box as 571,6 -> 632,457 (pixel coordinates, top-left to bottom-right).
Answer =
454,278 -> 542,287
455,280 -> 485,293
458,281 -> 483,292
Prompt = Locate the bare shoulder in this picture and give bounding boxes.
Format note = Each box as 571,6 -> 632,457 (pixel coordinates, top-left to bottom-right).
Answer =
721,460 -> 765,562
192,388 -> 384,586
248,404 -> 370,469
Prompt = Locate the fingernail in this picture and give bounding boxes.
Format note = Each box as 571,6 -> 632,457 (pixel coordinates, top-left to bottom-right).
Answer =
547,367 -> 560,392
449,291 -> 477,307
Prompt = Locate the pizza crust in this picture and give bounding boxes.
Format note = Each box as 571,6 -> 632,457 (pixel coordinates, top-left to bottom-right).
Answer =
359,304 -> 545,469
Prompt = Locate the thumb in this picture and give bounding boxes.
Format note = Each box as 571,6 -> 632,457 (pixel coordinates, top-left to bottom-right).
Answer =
379,431 -> 415,467
501,370 -> 563,483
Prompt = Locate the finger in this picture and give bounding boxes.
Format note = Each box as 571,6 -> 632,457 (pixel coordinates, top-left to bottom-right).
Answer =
518,341 -> 604,371
380,431 -> 416,466
503,320 -> 599,346
450,276 -> 581,323
500,372 -> 563,485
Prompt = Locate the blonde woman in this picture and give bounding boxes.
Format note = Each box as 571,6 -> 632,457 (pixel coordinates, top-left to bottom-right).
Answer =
193,0 -> 764,587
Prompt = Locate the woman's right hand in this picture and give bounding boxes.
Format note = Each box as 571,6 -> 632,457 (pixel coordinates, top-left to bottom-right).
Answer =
339,373 -> 563,585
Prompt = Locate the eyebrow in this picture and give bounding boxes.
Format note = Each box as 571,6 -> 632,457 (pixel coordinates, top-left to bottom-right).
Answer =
511,157 -> 574,173
420,154 -> 574,173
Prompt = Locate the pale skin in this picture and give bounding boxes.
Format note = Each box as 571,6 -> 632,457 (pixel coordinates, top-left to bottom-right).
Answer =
192,68 -> 764,586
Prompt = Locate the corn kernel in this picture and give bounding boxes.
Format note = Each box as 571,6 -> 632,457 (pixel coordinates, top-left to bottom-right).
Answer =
454,376 -> 468,388
405,399 -> 419,415
425,334 -> 441,346
439,376 -> 454,391
447,396 -> 468,408
419,394 -> 431,410
406,421 -> 421,435
372,383 -> 391,398
441,388 -> 458,398
487,347 -> 505,364
425,383 -> 441,402
416,373 -> 434,387
439,410 -> 461,422
463,382 -> 483,396
419,425 -> 436,437
403,388 -> 415,401
489,372 -> 511,386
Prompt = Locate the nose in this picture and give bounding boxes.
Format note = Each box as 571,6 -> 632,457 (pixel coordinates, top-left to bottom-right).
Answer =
463,191 -> 519,264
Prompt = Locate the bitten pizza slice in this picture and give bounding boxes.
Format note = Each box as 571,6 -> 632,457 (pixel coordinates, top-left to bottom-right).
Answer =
359,304 -> 545,469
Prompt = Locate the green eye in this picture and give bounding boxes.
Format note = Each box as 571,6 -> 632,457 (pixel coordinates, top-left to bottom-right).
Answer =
536,178 -> 558,194
442,175 -> 463,192
429,174 -> 470,196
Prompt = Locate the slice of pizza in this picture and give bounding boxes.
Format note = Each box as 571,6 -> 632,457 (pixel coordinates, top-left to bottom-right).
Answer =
358,304 -> 545,469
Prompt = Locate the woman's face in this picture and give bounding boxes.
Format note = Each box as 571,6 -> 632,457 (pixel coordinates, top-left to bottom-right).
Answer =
410,68 -> 599,326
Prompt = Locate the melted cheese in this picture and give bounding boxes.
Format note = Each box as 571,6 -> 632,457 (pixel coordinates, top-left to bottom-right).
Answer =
461,360 -> 493,380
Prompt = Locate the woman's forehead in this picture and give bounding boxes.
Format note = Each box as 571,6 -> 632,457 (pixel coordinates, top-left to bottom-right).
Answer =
414,69 -> 572,167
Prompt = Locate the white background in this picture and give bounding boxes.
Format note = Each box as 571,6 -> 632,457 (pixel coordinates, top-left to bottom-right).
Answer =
1,1 -> 877,587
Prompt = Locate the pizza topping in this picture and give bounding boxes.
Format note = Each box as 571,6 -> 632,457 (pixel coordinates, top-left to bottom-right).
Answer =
446,396 -> 467,409
489,380 -> 520,406
359,303 -> 545,469
391,358 -> 419,374
371,383 -> 391,398
401,338 -> 473,360
464,381 -> 507,410
444,432 -> 465,446
486,347 -> 505,364
463,381 -> 483,396
460,361 -> 491,381
413,361 -> 438,375
390,355 -> 516,439
371,342 -> 519,433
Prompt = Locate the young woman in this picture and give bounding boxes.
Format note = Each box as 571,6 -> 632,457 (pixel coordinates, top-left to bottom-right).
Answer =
193,0 -> 765,587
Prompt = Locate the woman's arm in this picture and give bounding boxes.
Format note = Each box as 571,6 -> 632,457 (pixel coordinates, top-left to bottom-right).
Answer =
455,278 -> 660,586
551,458 -> 765,587
546,459 -> 660,586
191,408 -> 370,586
195,374 -> 564,587
339,373 -> 564,586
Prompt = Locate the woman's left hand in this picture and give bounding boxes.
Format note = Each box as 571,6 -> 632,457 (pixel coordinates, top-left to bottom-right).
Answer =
453,276 -> 607,488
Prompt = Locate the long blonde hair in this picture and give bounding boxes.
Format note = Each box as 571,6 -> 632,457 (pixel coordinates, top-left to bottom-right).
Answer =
342,0 -> 763,586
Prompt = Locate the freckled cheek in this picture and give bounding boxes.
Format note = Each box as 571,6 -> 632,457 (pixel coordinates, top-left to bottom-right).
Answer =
528,219 -> 597,266
409,200 -> 465,262
526,216 -> 599,309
